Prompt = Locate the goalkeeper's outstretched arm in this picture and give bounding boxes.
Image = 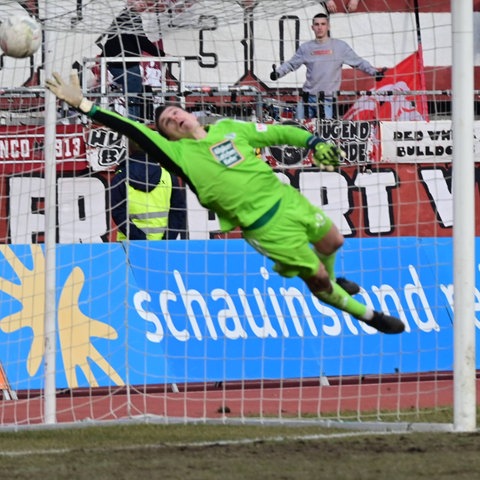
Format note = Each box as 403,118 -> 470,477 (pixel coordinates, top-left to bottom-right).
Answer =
45,71 -> 184,180
45,71 -> 344,173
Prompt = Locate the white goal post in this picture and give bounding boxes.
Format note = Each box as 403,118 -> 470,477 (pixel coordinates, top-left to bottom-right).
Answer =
451,0 -> 476,433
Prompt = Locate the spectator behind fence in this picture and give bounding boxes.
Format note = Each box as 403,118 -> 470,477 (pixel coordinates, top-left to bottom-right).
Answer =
111,143 -> 186,241
99,0 -> 164,120
270,12 -> 386,119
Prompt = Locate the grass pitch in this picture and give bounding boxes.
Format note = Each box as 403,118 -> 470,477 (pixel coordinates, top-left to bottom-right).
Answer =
0,421 -> 479,479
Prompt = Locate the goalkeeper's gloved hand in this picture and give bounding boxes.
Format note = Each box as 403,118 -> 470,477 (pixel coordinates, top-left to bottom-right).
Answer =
312,142 -> 345,171
45,71 -> 93,113
270,64 -> 279,81
375,67 -> 387,82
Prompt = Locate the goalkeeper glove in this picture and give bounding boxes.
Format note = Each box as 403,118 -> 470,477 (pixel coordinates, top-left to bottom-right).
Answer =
45,71 -> 93,113
270,64 -> 279,81
312,142 -> 344,171
375,67 -> 387,82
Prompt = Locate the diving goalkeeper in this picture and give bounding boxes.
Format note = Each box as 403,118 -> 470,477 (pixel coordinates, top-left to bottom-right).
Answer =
45,72 -> 404,335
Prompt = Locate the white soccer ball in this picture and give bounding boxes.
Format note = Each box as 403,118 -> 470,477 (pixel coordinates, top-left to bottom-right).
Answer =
0,15 -> 42,59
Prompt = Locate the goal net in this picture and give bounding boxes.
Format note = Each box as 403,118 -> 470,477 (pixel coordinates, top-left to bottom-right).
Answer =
0,0 -> 477,430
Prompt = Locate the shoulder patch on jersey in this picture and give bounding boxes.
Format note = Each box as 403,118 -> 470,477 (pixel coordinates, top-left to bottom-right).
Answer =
255,123 -> 268,132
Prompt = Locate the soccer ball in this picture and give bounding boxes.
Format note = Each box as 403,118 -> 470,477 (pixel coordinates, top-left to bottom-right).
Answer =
0,15 -> 42,58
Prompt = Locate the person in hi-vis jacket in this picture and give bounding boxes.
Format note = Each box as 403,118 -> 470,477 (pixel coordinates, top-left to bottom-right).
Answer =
111,146 -> 186,240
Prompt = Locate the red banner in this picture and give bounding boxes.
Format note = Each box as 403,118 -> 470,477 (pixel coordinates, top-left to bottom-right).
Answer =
344,50 -> 429,122
0,124 -> 88,174
0,124 -> 478,242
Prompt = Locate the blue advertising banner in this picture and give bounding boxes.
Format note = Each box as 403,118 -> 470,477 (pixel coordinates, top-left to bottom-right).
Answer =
0,238 -> 476,390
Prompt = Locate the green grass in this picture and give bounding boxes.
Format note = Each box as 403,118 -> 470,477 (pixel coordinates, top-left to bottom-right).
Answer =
0,409 -> 478,479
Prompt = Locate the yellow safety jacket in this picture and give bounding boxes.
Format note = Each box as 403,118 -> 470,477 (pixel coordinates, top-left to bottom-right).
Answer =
117,170 -> 172,240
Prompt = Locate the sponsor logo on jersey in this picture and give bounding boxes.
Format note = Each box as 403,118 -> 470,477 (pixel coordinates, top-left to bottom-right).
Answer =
211,140 -> 243,167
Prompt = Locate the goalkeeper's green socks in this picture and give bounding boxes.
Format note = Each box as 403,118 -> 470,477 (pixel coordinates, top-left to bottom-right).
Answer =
314,280 -> 373,320
316,251 -> 336,280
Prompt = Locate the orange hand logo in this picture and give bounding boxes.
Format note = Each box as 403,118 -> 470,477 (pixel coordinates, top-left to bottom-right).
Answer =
0,245 -> 124,388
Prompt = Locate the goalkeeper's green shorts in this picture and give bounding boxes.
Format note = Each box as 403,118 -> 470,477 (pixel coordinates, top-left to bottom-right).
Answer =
242,185 -> 333,280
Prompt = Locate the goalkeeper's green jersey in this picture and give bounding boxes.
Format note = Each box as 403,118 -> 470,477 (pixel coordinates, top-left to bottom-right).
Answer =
90,107 -> 314,231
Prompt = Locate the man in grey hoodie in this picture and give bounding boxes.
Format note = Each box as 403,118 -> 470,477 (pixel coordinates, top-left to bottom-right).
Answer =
270,12 -> 386,119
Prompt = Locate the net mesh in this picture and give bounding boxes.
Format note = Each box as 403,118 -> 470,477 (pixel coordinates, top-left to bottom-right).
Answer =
0,0 -> 475,429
